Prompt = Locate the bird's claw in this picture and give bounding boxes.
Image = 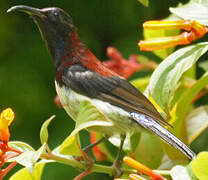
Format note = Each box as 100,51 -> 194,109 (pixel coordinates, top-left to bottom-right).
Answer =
112,162 -> 123,178
82,147 -> 95,168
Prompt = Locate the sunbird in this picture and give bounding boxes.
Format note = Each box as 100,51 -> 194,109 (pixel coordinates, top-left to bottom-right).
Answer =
8,5 -> 196,176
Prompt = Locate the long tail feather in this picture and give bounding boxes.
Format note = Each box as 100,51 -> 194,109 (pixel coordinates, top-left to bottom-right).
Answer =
130,112 -> 196,160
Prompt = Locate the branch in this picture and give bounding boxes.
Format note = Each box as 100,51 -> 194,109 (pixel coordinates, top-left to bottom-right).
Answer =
41,153 -> 170,177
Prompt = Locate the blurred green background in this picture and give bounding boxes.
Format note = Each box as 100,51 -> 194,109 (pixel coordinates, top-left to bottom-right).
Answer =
1,0 -> 208,179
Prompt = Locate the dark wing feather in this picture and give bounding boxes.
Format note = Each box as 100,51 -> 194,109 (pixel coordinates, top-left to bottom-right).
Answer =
61,64 -> 171,127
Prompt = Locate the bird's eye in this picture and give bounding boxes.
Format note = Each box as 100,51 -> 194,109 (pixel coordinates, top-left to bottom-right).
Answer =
54,12 -> 59,17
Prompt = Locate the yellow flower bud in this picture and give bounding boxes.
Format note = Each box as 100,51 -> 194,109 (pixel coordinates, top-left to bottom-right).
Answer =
0,108 -> 15,142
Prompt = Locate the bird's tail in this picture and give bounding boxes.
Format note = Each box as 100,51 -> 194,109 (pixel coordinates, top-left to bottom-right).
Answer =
130,112 -> 196,160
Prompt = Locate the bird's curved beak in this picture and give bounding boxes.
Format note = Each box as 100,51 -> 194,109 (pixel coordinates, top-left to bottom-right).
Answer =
7,5 -> 45,18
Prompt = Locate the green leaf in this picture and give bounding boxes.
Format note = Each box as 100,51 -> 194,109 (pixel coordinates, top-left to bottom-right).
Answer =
40,115 -> 55,144
9,162 -> 45,180
186,106 -> 208,144
145,42 -> 208,112
162,72 -> 208,161
191,152 -> 208,180
72,100 -> 113,136
8,141 -> 34,152
60,100 -> 113,156
52,145 -> 72,158
130,132 -> 141,153
175,72 -> 208,122
170,165 -> 192,180
170,84 -> 189,109
170,76 -> 196,109
170,2 -> 208,26
10,143 -> 46,173
134,133 -> 164,169
137,0 -> 149,7
130,76 -> 150,92
75,100 -> 113,129
199,61 -> 208,71
59,134 -> 82,156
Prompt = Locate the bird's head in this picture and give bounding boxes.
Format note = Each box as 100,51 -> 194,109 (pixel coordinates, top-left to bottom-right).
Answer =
8,5 -> 76,65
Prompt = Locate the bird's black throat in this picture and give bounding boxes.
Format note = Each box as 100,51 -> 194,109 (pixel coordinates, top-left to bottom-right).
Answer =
32,15 -> 73,69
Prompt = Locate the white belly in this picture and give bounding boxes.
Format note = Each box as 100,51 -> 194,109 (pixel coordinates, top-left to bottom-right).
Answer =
55,81 -> 142,135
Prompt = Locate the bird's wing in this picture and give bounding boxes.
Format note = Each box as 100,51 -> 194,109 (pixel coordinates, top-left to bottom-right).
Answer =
62,64 -> 171,127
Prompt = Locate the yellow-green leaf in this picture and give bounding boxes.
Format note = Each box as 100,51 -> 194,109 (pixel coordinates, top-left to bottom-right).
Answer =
191,152 -> 208,180
162,72 -> 208,162
75,100 -> 113,128
186,106 -> 208,144
137,0 -> 149,7
40,115 -> 55,145
9,163 -> 45,180
134,133 -> 164,169
59,134 -> 82,156
174,72 -> 208,123
60,100 -> 113,156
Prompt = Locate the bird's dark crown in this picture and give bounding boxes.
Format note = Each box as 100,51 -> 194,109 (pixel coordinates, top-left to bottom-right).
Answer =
37,7 -> 74,33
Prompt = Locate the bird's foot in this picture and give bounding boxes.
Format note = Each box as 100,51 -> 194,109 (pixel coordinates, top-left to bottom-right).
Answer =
81,136 -> 107,167
82,147 -> 95,168
74,149 -> 95,169
84,153 -> 95,167
112,161 -> 123,178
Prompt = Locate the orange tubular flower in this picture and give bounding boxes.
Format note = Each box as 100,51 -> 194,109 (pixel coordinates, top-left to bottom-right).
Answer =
139,20 -> 208,51
123,156 -> 164,180
0,108 -> 14,143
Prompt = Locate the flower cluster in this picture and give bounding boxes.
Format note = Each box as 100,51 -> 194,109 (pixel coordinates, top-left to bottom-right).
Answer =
103,47 -> 142,78
139,20 -> 208,51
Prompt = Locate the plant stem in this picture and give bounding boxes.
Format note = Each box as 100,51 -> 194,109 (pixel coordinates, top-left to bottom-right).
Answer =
153,170 -> 171,176
0,162 -> 17,180
41,153 -> 86,170
74,169 -> 91,180
41,152 -> 170,177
